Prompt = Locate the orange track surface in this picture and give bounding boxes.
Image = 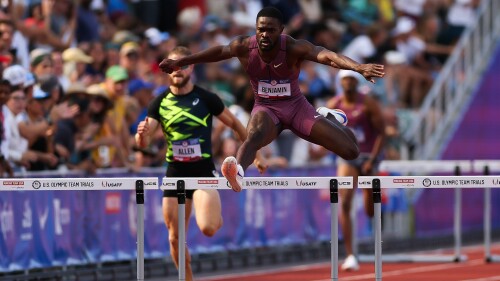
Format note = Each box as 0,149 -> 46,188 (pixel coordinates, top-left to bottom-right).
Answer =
199,244 -> 500,281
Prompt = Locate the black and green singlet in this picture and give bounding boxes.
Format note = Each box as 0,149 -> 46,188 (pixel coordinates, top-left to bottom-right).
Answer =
147,86 -> 224,163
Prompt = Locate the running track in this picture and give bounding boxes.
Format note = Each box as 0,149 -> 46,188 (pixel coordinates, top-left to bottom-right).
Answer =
194,244 -> 500,281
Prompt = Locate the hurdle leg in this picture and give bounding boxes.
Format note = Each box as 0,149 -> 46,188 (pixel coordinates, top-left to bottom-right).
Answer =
483,166 -> 492,262
454,187 -> 462,261
453,166 -> 465,262
330,179 -> 339,281
372,179 -> 382,281
485,187 -> 492,262
177,180 -> 186,281
135,180 -> 145,281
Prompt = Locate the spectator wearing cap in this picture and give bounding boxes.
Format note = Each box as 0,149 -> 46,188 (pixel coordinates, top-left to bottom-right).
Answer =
101,65 -> 134,168
18,86 -> 58,171
128,79 -> 154,134
62,47 -> 94,86
140,27 -> 172,84
18,76 -> 62,151
119,41 -> 140,79
105,42 -> 121,69
2,65 -> 27,91
84,84 -> 120,168
30,48 -> 54,78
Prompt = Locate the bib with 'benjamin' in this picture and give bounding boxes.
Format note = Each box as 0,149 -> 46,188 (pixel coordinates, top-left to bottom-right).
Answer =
257,80 -> 291,99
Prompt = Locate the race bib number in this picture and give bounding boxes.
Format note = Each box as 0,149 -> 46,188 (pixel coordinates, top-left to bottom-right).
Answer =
257,80 -> 291,99
172,139 -> 202,162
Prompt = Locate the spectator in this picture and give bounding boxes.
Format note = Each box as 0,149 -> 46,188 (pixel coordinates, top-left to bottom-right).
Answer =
1,88 -> 37,169
76,0 -> 100,43
62,47 -> 94,85
18,86 -> 58,171
0,79 -> 13,176
30,48 -> 54,78
343,24 -> 388,64
128,79 -> 154,134
119,41 -> 140,79
51,50 -> 70,91
100,65 -> 134,168
53,94 -> 95,173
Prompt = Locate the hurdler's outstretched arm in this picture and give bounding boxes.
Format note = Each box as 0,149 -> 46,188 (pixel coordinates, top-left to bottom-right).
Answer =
159,36 -> 248,73
295,39 -> 385,83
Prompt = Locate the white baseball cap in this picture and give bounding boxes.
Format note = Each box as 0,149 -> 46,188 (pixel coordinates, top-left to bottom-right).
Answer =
3,65 -> 27,87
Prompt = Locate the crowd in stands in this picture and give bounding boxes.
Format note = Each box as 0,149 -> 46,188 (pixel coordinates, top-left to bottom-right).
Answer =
0,0 -> 480,176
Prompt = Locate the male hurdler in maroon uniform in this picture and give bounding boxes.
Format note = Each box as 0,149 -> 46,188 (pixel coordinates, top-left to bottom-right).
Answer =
160,7 -> 385,191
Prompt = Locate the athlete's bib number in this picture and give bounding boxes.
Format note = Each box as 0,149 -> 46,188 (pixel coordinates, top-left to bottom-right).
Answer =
257,80 -> 291,99
172,139 -> 202,162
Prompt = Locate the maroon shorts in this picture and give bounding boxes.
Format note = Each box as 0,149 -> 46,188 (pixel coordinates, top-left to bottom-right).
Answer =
251,95 -> 319,138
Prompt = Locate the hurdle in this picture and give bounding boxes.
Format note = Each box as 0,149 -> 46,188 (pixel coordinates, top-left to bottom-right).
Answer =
356,160 -> 470,264
0,177 -> 158,281
359,175 -> 495,280
160,176 -> 353,281
472,160 -> 500,263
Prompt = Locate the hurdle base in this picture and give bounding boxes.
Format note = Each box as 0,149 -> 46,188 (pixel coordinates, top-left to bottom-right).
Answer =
358,254 -> 468,263
485,255 -> 500,263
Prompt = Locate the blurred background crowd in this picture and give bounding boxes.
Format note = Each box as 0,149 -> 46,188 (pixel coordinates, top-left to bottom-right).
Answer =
0,0 -> 480,176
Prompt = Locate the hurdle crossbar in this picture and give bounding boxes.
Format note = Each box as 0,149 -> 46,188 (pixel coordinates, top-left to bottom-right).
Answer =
160,176 -> 353,281
356,160 -> 471,264
473,160 -> 500,263
0,177 -> 158,281
359,175 -> 500,279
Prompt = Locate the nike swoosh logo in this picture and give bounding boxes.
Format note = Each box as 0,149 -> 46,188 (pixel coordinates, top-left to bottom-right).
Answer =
314,115 -> 321,119
192,98 -> 199,106
273,63 -> 282,68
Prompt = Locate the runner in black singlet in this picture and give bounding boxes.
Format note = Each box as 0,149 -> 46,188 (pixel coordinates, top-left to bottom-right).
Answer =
135,46 -> 259,281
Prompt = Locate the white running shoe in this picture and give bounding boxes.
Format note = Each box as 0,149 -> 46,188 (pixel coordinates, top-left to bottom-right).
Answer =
316,107 -> 348,126
221,156 -> 244,192
341,254 -> 360,271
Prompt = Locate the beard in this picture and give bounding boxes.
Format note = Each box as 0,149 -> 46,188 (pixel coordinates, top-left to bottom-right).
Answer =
169,75 -> 190,88
258,39 -> 275,52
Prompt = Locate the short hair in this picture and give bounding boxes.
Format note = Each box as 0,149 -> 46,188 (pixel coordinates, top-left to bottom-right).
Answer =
256,7 -> 284,24
168,46 -> 191,57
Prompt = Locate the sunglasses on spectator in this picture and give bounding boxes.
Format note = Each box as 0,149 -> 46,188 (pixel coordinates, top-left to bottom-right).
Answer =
180,65 -> 189,70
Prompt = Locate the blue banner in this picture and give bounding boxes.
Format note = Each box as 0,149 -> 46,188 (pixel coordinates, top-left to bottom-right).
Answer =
1,167 -> 498,271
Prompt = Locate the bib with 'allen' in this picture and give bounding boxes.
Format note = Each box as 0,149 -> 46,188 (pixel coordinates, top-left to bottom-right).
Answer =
172,138 -> 202,162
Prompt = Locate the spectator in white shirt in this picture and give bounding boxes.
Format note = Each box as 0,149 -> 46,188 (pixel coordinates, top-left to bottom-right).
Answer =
343,24 -> 388,64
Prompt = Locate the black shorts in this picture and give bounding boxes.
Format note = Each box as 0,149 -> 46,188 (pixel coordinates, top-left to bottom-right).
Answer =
163,158 -> 218,199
